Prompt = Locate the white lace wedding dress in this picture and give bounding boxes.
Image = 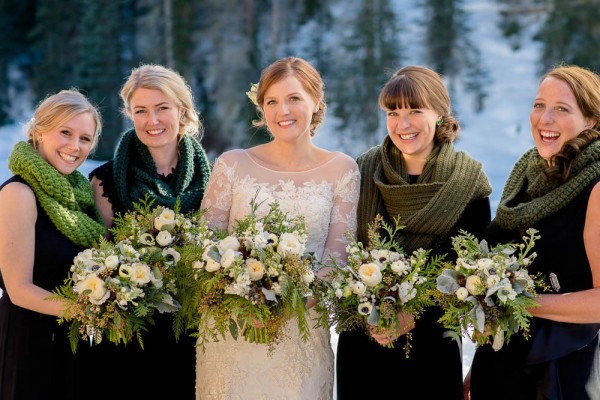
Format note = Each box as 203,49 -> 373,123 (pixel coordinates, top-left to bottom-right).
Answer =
196,149 -> 359,400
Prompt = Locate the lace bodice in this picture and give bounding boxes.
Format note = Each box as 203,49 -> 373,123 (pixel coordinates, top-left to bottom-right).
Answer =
196,149 -> 360,400
200,149 -> 360,263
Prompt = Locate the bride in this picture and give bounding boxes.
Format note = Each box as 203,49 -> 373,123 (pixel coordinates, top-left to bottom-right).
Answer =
196,56 -> 359,399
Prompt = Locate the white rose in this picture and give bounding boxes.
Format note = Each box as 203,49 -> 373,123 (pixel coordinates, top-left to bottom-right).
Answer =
465,275 -> 483,295
456,287 -> 469,301
218,236 -> 240,252
156,230 -> 173,247
277,233 -> 305,256
75,274 -> 110,305
154,208 -> 176,230
130,262 -> 153,285
220,248 -> 238,270
391,260 -> 410,275
351,281 -> 366,296
205,257 -> 221,272
104,255 -> 119,270
246,258 -> 265,281
358,263 -> 382,287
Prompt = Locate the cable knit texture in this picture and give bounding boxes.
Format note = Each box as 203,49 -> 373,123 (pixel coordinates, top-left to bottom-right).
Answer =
112,128 -> 211,214
8,141 -> 106,247
495,139 -> 600,230
357,136 -> 492,252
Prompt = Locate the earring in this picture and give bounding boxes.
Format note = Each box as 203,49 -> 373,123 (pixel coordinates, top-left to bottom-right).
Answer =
437,117 -> 443,126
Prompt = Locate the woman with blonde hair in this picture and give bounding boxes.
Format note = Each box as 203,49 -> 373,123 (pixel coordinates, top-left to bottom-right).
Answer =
85,64 -> 211,399
0,89 -> 105,399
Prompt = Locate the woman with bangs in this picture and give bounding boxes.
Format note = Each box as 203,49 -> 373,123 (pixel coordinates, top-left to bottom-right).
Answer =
335,65 -> 492,399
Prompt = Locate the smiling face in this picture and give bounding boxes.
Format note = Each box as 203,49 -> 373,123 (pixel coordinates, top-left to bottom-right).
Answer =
530,76 -> 594,163
38,112 -> 96,175
262,75 -> 319,143
129,87 -> 181,150
385,102 -> 439,165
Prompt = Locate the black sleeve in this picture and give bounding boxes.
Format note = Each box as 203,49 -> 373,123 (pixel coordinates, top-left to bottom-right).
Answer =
88,160 -> 119,210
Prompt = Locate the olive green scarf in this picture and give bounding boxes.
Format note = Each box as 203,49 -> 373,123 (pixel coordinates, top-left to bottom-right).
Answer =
8,141 -> 106,247
112,128 -> 211,214
495,140 -> 600,230
357,137 -> 492,252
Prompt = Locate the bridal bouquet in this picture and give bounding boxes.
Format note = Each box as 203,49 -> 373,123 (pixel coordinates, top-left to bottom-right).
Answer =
315,215 -> 443,353
178,197 -> 317,352
52,196 -> 208,353
433,228 -> 548,351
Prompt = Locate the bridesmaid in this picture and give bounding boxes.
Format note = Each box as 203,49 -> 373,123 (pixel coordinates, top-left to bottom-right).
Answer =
336,65 -> 492,399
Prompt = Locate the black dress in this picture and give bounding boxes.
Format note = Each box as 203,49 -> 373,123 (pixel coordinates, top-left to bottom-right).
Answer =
336,197 -> 491,400
470,177 -> 600,400
0,176 -> 82,400
75,161 -> 197,400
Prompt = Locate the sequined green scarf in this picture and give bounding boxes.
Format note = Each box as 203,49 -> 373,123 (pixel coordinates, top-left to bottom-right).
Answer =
112,129 -> 211,214
495,140 -> 600,230
8,141 -> 106,247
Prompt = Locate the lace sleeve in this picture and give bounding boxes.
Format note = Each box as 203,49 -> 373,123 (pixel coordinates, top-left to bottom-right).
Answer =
322,161 -> 360,265
200,156 -> 235,230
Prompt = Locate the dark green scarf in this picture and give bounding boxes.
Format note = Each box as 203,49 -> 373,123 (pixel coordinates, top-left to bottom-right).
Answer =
495,140 -> 600,230
112,128 -> 211,214
8,141 -> 106,247
357,137 -> 492,252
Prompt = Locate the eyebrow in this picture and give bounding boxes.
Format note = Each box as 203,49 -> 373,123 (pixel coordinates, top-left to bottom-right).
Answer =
133,102 -> 171,109
265,92 -> 303,99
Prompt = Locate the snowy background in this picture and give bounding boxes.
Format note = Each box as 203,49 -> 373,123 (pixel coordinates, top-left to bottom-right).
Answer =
0,0 -> 544,384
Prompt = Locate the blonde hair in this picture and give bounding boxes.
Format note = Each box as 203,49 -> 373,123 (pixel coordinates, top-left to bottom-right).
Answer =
252,56 -> 326,136
379,65 -> 459,144
27,89 -> 102,151
120,64 -> 202,139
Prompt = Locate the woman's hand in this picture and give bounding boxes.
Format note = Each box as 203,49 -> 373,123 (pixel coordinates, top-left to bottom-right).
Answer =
368,310 -> 415,345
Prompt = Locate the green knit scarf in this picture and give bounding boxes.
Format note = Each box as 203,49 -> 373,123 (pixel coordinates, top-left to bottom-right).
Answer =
357,137 -> 492,252
495,140 -> 600,230
112,128 -> 211,214
8,141 -> 106,247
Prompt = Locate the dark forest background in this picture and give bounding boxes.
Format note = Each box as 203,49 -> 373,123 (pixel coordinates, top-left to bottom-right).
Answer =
1,0 -> 598,160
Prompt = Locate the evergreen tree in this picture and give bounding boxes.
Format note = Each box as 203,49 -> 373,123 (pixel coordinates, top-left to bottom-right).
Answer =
0,0 -> 36,125
537,0 -> 600,73
424,0 -> 490,113
328,0 -> 401,151
29,0 -> 80,103
76,0 -> 127,160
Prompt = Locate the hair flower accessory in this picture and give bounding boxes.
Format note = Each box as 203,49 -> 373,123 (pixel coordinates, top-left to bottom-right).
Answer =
246,82 -> 259,106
